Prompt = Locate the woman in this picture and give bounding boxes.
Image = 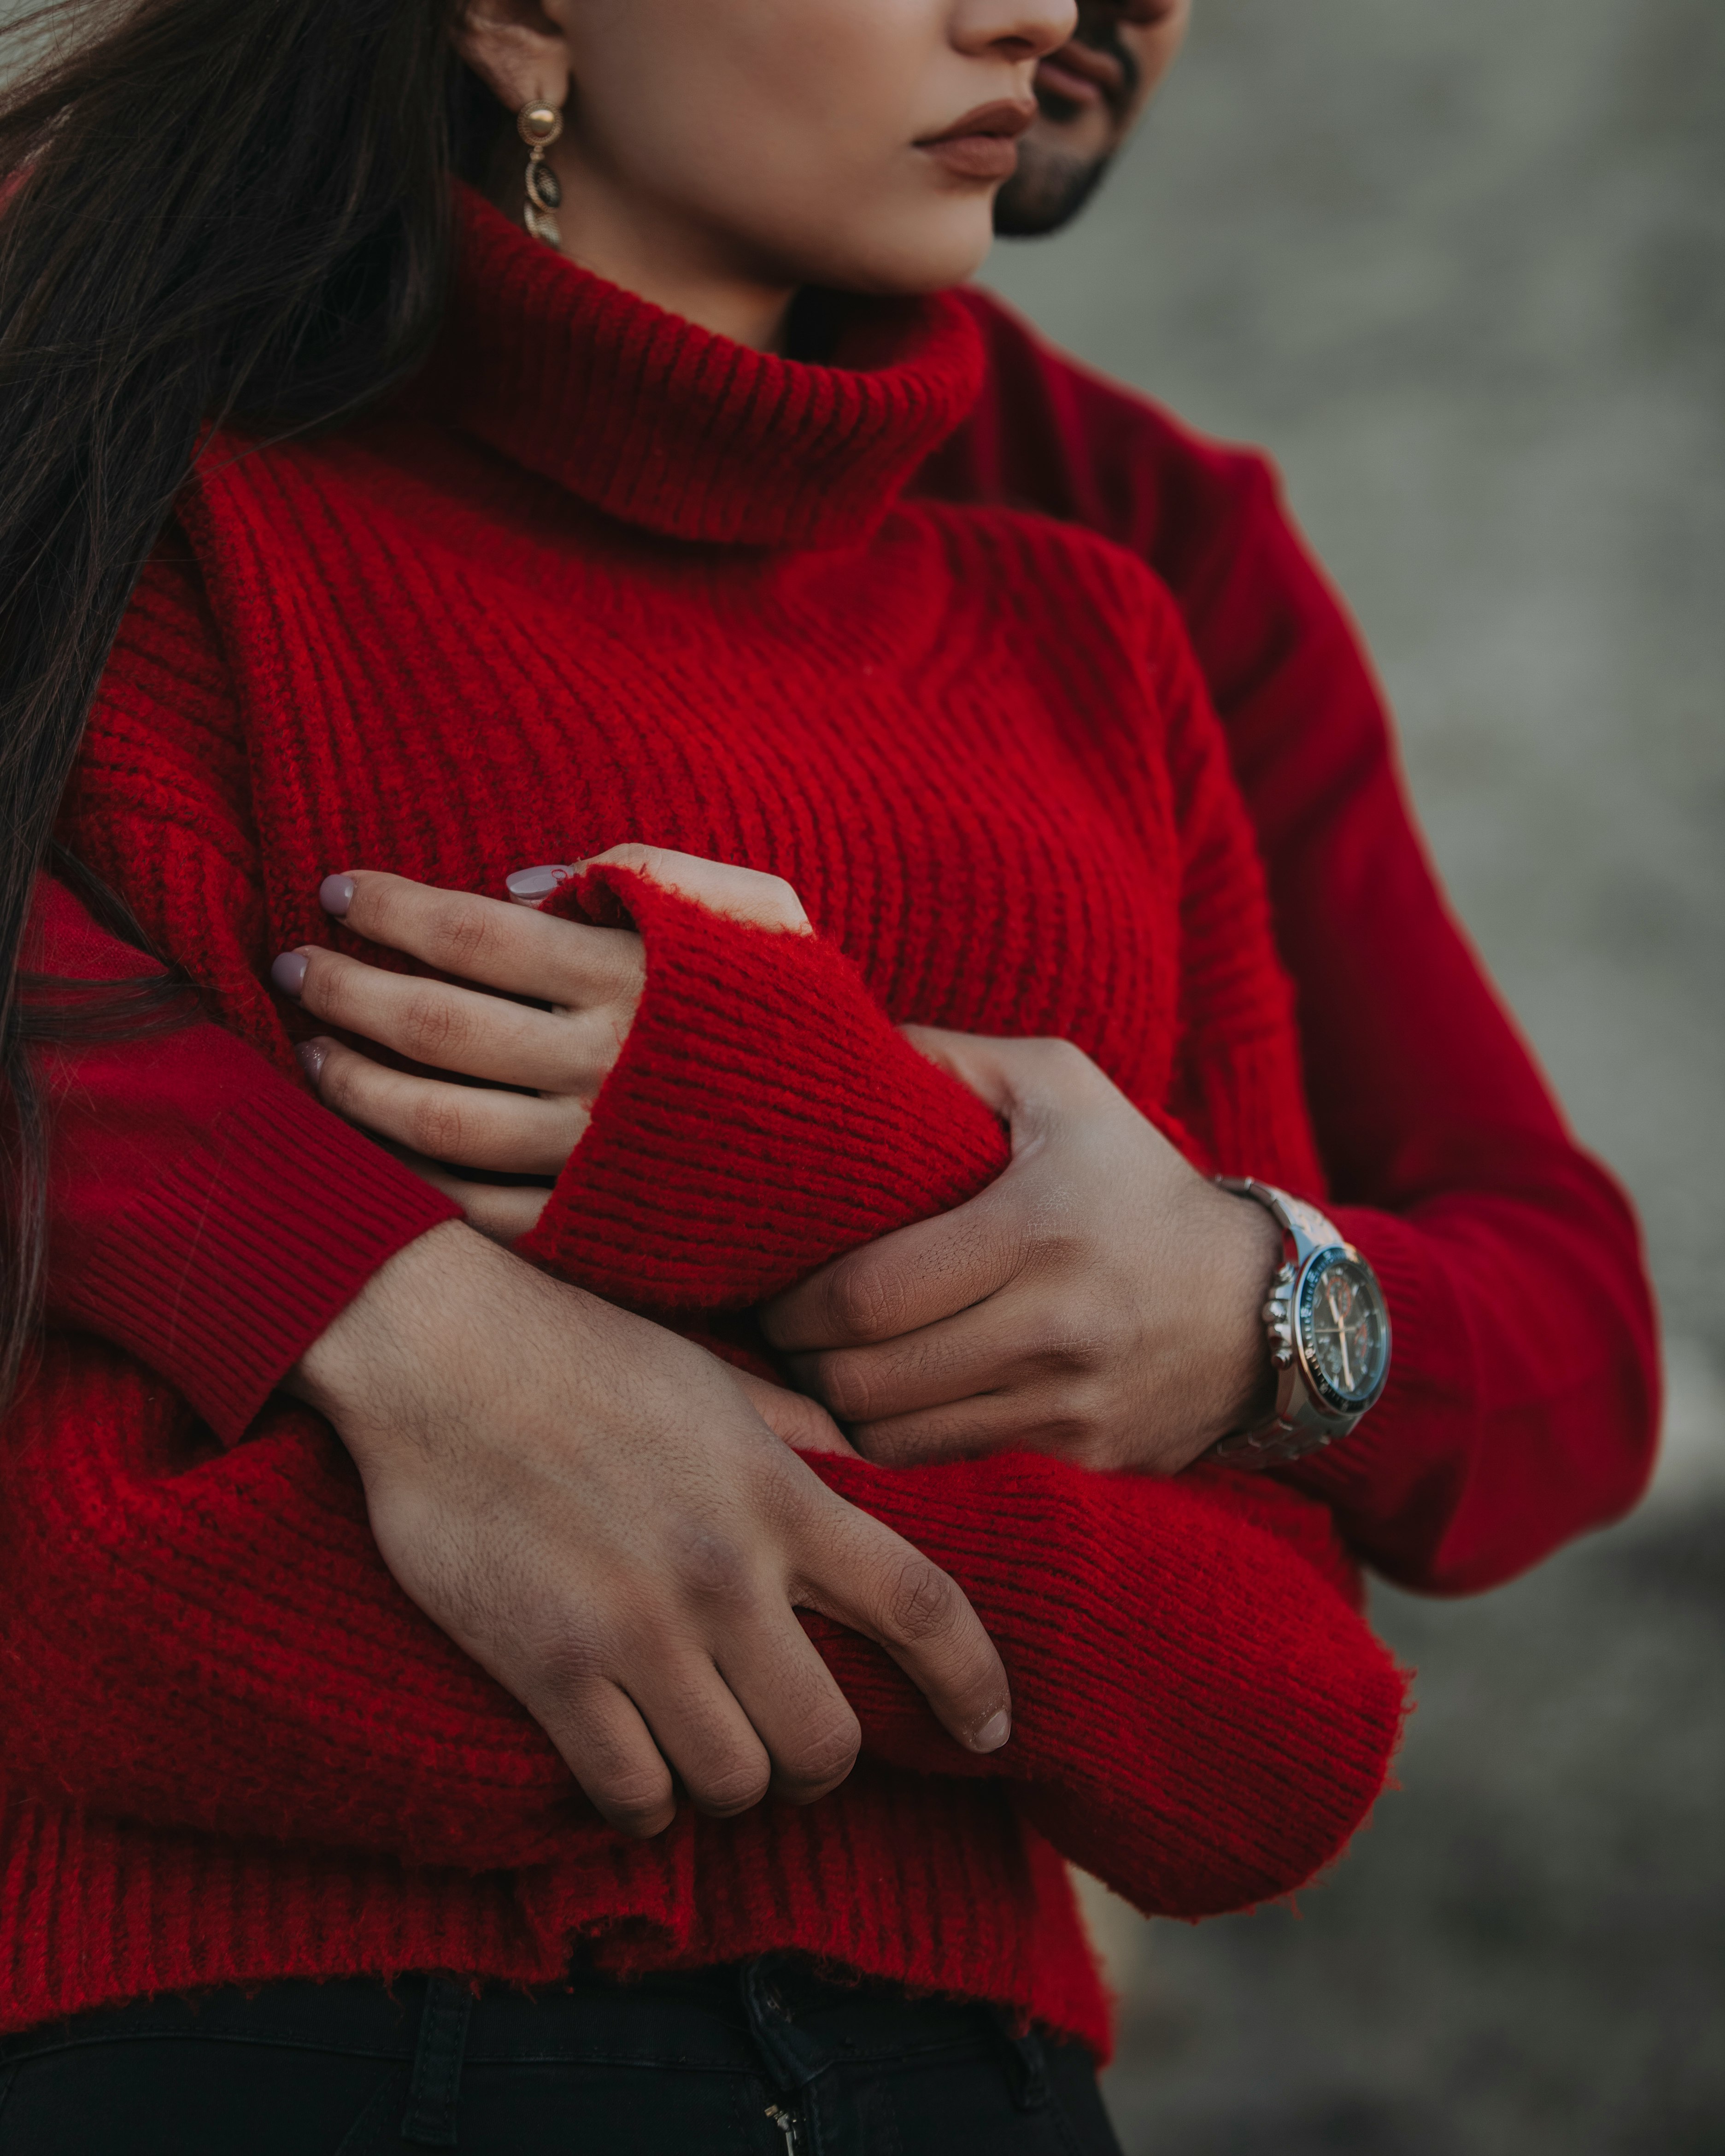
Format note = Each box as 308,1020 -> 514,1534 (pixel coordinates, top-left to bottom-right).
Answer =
0,0 -> 1405,2146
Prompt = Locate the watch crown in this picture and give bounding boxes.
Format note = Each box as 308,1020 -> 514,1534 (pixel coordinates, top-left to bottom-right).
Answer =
1273,1346 -> 1295,1367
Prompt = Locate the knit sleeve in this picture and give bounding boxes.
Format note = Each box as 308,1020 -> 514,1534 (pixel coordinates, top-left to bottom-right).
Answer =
1,1335 -> 1401,1917
515,866 -> 1009,1308
922,304 -> 1658,1593
1141,592 -> 1329,1198
41,554 -> 460,1439
809,1450 -> 1405,1918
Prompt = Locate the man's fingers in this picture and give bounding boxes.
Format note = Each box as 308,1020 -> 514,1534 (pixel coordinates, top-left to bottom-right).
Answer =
320,869 -> 645,1009
534,1618 -> 858,1826
849,1381 -> 1100,1470
626,1658 -> 777,1821
303,1037 -> 587,1172
715,1616 -> 864,1806
731,1371 -> 856,1456
896,1024 -> 1022,1117
898,1027 -> 1103,1125
795,1502 -> 1011,1754
786,1291 -> 1068,1427
525,1678 -> 678,1839
763,1192 -> 1025,1355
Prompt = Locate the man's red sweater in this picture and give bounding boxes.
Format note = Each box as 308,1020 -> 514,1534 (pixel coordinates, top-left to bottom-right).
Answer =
38,293 -> 1658,1603
917,293 -> 1660,1588
6,191 -> 1408,2046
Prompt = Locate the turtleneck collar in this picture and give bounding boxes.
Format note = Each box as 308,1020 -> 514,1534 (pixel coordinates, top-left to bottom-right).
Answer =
435,185 -> 985,550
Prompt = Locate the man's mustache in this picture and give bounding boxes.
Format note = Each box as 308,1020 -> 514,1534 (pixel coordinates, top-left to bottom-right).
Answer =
1046,6 -> 1143,120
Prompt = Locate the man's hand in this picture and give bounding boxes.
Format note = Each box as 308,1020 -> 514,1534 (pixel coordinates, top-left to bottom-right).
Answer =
763,1031 -> 1281,1476
291,1221 -> 1010,1839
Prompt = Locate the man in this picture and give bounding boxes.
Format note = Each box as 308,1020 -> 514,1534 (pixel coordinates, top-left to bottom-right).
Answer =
762,0 -> 1659,1588
996,0 -> 1185,235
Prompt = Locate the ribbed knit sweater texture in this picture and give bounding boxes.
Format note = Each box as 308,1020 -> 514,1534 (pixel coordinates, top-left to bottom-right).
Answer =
12,190 -> 1406,2047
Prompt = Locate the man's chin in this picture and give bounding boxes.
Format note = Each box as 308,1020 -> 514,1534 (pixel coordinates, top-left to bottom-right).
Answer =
994,142 -> 1112,239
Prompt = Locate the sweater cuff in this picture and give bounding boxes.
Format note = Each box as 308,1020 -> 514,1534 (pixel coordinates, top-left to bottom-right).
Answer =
61,1085 -> 460,1444
519,866 -> 1009,1308
800,1449 -> 1404,1918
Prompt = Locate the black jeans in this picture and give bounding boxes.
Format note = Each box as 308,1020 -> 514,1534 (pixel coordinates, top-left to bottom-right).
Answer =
0,1957 -> 1125,2154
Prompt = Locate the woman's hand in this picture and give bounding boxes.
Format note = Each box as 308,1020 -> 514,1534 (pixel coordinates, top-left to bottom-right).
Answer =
762,1031 -> 1283,1477
292,1219 -> 1010,1839
273,845 -> 810,1242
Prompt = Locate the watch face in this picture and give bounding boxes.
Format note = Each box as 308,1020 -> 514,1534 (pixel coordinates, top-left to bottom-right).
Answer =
1297,1249 -> 1391,1414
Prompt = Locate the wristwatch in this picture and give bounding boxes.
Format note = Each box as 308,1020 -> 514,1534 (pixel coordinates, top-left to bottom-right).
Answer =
1212,1178 -> 1392,1466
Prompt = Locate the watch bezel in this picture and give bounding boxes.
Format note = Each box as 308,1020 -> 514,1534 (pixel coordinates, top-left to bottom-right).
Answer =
1210,1177 -> 1395,1466
1293,1245 -> 1391,1419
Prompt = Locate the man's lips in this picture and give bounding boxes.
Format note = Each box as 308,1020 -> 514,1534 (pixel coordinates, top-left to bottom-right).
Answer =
1035,40 -> 1127,112
914,99 -> 1037,182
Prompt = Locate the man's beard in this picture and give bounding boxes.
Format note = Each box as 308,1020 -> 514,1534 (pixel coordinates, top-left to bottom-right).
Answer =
992,5 -> 1140,239
993,143 -> 1115,238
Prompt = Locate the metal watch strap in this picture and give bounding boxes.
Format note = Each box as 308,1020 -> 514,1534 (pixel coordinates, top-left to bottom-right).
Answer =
1218,1176 -> 1341,1266
1213,1177 -> 1356,1467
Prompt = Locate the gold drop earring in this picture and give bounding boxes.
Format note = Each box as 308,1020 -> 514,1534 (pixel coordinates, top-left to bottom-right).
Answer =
517,101 -> 563,248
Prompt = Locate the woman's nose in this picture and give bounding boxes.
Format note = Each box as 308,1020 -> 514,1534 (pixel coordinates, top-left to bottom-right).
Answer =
952,0 -> 1080,68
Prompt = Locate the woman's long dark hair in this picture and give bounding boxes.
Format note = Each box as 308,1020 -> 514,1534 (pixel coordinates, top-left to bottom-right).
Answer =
0,0 -> 502,1405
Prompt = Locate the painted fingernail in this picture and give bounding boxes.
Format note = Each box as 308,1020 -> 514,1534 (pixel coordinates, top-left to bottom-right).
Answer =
506,863 -> 573,901
319,874 -> 355,918
270,950 -> 310,998
295,1038 -> 329,1084
973,1709 -> 1012,1753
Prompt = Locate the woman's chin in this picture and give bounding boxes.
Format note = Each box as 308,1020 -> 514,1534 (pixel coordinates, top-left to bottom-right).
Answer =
801,212 -> 999,300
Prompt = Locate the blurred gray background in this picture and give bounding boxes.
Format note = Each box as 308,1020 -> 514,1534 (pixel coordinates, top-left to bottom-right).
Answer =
980,0 -> 1725,2149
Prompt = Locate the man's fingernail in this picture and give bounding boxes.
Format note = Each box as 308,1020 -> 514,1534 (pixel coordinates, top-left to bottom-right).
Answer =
295,1038 -> 329,1084
505,863 -> 573,902
270,950 -> 310,998
319,874 -> 355,918
973,1709 -> 1012,1753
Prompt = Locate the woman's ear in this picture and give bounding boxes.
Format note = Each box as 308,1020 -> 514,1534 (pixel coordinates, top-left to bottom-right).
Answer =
452,0 -> 574,119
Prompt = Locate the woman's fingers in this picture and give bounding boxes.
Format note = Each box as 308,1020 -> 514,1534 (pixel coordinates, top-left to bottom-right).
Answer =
577,844 -> 814,935
278,945 -> 616,1093
322,869 -> 645,1009
301,1036 -> 586,1174
419,1174 -> 551,1247
298,1037 -> 556,1242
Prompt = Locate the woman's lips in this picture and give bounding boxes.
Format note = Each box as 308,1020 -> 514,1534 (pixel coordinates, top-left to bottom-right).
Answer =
915,99 -> 1036,182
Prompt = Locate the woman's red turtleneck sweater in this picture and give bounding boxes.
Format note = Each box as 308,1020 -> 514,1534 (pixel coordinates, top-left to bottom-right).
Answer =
37,296 -> 1659,1598
5,191 -> 1409,2046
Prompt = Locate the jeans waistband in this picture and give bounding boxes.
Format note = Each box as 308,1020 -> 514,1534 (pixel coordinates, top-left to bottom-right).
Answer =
0,1957 -> 1057,2148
